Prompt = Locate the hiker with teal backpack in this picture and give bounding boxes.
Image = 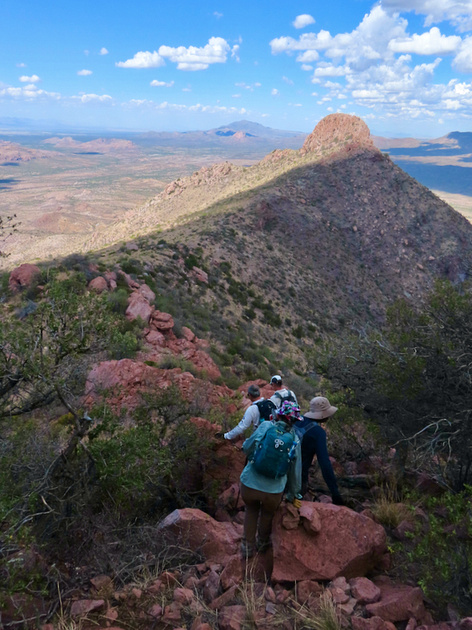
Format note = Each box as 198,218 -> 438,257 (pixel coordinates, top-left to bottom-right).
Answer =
239,401 -> 303,557
224,384 -> 276,441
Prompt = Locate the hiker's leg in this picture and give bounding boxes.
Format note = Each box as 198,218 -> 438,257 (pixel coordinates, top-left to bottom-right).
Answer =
240,483 -> 261,544
258,490 -> 284,542
301,435 -> 316,492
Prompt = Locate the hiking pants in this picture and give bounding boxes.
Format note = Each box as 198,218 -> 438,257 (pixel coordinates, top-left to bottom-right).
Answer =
240,483 -> 283,544
301,424 -> 339,496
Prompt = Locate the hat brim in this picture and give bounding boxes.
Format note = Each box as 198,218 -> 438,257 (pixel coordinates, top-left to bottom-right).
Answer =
304,405 -> 338,420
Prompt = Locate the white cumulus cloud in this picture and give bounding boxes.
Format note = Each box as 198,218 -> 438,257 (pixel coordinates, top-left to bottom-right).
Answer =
77,69 -> 93,76
116,51 -> 165,68
19,74 -> 40,83
158,37 -> 230,71
74,93 -> 112,103
293,14 -> 315,29
389,27 -> 461,54
150,79 -> 174,87
453,36 -> 472,71
271,88 -> 279,96
382,0 -> 472,32
100,47 -> 109,55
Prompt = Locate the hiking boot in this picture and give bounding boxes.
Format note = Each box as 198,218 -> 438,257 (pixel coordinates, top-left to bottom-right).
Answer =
240,539 -> 256,558
256,537 -> 272,553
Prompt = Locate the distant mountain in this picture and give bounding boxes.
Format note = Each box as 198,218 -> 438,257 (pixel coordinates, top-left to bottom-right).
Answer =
134,121 -> 306,150
210,120 -> 304,139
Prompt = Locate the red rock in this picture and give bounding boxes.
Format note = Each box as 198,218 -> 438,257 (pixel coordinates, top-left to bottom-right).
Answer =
160,571 -> 181,586
281,502 -> 300,530
191,267 -> 209,284
181,326 -> 196,342
137,283 -> 155,302
329,586 -> 350,604
352,616 -> 392,630
220,555 -> 244,590
90,574 -> 113,591
460,619 -> 472,630
210,584 -> 239,610
126,291 -> 153,323
217,483 -> 245,511
331,576 -> 350,592
88,276 -> 108,293
416,625 -> 451,630
163,601 -> 182,622
300,504 -> 322,535
173,587 -> 194,605
405,618 -> 417,630
203,569 -> 220,603
145,329 -> 167,346
151,310 -> 175,331
366,582 -> 425,622
158,508 -> 241,562
296,580 -> 323,605
218,605 -> 247,630
271,502 -> 387,582
301,113 -> 374,155
9,263 -> 41,292
119,271 -> 139,289
350,577 -> 381,604
70,599 -> 105,617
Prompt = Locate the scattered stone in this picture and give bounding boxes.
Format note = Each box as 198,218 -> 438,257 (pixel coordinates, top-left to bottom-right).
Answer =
70,599 -> 105,617
350,577 -> 381,604
366,581 -> 425,622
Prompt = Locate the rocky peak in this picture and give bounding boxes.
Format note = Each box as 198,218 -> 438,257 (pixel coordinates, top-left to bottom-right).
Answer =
301,113 -> 374,155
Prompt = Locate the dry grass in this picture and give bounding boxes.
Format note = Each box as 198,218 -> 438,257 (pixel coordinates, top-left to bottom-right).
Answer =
371,482 -> 412,528
293,591 -> 343,630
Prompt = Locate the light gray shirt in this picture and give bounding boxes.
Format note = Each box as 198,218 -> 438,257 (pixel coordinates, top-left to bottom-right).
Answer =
224,397 -> 265,440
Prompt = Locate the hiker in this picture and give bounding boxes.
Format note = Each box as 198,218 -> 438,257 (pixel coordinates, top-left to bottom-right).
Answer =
269,374 -> 298,408
239,401 -> 302,557
294,396 -> 344,505
224,384 -> 275,441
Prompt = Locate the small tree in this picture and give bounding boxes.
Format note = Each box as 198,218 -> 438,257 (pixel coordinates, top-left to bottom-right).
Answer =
317,280 -> 472,490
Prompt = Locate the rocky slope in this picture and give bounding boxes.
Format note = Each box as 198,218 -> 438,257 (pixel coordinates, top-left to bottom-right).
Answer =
83,114 -> 472,350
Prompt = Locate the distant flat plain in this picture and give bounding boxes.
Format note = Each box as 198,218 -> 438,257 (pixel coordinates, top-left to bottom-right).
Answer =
0,139 -> 266,269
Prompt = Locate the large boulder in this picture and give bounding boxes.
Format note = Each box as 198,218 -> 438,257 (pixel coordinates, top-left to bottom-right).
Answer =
271,502 -> 387,582
125,291 -> 154,323
157,508 -> 242,562
8,263 -> 41,292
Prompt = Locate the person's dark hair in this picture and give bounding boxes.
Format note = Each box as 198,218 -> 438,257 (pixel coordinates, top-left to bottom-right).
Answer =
247,384 -> 260,397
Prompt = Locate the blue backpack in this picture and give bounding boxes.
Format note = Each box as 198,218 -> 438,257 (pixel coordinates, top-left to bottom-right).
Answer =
251,421 -> 298,479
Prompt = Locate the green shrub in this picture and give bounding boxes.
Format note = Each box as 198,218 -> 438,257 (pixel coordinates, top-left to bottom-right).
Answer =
108,330 -> 140,359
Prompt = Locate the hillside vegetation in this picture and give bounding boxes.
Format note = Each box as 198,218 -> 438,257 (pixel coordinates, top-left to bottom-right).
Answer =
1,114 -> 471,628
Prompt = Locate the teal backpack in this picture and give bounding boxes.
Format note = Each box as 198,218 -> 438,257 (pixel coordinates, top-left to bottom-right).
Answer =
251,421 -> 298,479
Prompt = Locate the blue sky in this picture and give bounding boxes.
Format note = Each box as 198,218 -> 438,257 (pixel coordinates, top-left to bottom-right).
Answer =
1,0 -> 472,137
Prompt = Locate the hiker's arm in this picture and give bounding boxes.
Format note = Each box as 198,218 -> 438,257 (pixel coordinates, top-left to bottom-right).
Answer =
224,406 -> 257,440
285,440 -> 302,501
313,425 -> 340,496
